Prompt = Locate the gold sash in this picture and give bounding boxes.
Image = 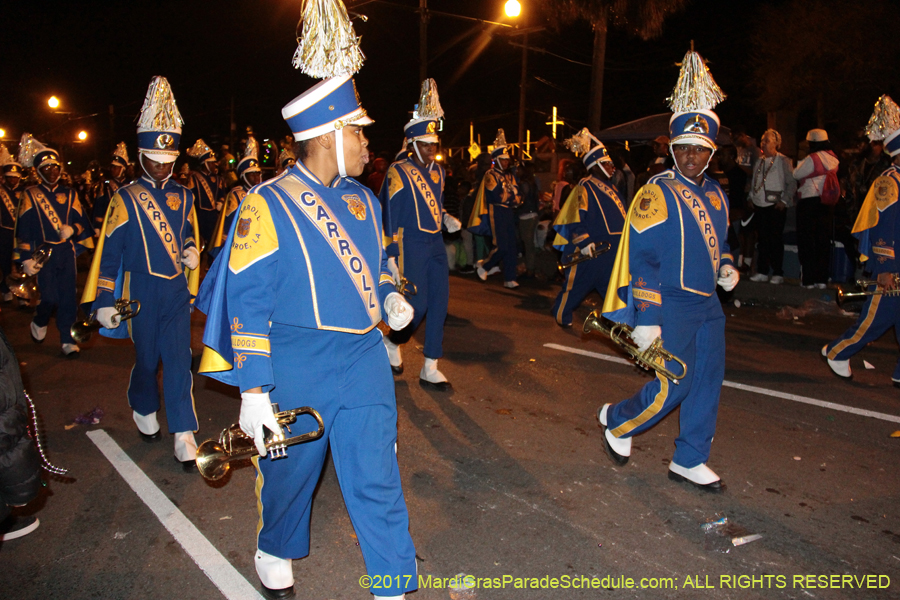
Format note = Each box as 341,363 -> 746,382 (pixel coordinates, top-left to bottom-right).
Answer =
30,189 -> 65,234
674,182 -> 721,271
0,188 -> 16,223
398,162 -> 441,231
193,173 -> 217,210
121,186 -> 182,276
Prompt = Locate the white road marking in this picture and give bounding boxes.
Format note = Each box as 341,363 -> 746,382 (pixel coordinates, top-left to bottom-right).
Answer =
543,343 -> 900,424
87,430 -> 264,600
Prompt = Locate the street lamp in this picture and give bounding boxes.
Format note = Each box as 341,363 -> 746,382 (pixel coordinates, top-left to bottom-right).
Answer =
48,96 -> 60,109
504,1 -> 521,18
77,131 -> 88,141
0,128 -> 5,139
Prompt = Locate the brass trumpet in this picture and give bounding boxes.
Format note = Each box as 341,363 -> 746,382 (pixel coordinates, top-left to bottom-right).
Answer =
196,404 -> 324,481
7,244 -> 53,302
70,298 -> 142,343
559,242 -> 612,271
397,276 -> 417,297
836,275 -> 900,306
583,310 -> 687,383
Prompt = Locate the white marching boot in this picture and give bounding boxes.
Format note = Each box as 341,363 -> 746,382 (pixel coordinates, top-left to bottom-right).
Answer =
419,358 -> 451,391
133,410 -> 161,442
597,404 -> 631,465
822,345 -> 851,379
383,335 -> 403,375
174,431 -> 198,471
255,548 -> 295,599
668,461 -> 725,493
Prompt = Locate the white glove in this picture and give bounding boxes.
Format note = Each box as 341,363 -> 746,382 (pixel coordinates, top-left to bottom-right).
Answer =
239,391 -> 281,457
182,246 -> 200,270
58,224 -> 75,241
384,292 -> 414,330
22,259 -> 41,276
443,212 -> 462,233
215,201 -> 224,211
96,306 -> 121,329
580,242 -> 596,256
386,256 -> 401,286
717,265 -> 739,292
631,325 -> 661,353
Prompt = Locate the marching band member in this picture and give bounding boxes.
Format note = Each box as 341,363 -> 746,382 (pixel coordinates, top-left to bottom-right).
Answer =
598,49 -> 738,492
209,136 -> 261,260
468,129 -> 522,288
16,134 -> 94,356
276,147 -> 296,176
824,95 -> 900,384
551,129 -> 626,328
91,142 -> 130,233
380,79 -> 460,389
186,138 -> 224,249
196,3 -> 417,596
0,146 -> 24,302
81,76 -> 201,468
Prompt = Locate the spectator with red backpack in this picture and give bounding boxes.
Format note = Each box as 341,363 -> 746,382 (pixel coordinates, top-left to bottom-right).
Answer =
793,129 -> 841,288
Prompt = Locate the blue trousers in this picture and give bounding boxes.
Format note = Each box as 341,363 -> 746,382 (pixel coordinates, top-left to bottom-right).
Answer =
393,232 -> 449,359
34,244 -> 77,344
482,205 -> 518,282
125,272 -> 197,433
197,208 -> 218,248
826,290 -> 900,379
256,325 -> 417,596
552,251 -> 615,326
607,290 -> 725,468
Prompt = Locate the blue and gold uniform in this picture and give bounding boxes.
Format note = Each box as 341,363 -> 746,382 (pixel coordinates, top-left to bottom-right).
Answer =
210,137 -> 262,261
186,139 -> 225,247
16,180 -> 93,345
0,151 -> 22,298
469,133 -> 522,285
82,176 -> 200,434
381,156 -> 449,357
825,164 -> 900,380
196,159 -> 416,591
551,175 -> 626,326
602,168 -> 733,469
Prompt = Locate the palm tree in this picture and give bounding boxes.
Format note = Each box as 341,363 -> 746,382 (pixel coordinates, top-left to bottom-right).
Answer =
543,0 -> 690,133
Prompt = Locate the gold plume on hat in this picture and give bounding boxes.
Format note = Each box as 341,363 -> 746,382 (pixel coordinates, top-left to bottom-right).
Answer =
493,129 -> 508,149
292,0 -> 365,79
0,144 -> 13,168
17,133 -> 52,168
244,136 -> 259,160
565,127 -> 594,155
113,141 -> 129,164
865,95 -> 900,142
187,139 -> 213,160
666,47 -> 725,113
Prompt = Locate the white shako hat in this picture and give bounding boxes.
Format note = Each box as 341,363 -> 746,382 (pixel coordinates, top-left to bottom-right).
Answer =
136,76 -> 184,164
404,78 -> 444,144
565,127 -> 612,175
666,47 -> 725,151
281,0 -> 372,178
237,136 -> 262,178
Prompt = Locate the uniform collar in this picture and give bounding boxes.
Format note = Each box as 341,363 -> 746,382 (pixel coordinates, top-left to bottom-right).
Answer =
140,175 -> 176,190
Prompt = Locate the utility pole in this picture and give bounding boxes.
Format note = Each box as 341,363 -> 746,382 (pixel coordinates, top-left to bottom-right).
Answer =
517,33 -> 528,157
419,0 -> 428,82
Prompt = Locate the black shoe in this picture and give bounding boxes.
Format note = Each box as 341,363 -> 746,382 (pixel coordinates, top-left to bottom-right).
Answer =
667,470 -> 726,493
893,379 -> 900,389
391,363 -> 404,375
557,321 -> 572,329
458,266 -> 475,275
261,584 -> 295,599
139,430 -> 162,443
0,515 -> 40,541
597,407 -> 628,466
419,378 -> 452,392
174,457 -> 197,473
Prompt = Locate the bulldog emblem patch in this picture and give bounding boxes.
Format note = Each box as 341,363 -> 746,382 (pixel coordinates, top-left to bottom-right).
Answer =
343,194 -> 367,220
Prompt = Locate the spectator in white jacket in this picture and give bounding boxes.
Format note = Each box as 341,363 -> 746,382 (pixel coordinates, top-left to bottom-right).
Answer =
749,130 -> 797,284
793,129 -> 840,288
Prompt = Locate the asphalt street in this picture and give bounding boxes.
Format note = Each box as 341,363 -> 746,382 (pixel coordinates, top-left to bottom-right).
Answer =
1,260 -> 898,600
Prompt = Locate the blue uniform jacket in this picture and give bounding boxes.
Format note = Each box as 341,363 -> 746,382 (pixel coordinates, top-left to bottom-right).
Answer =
380,158 -> 446,257
853,165 -> 900,276
0,183 -> 20,231
196,161 -> 397,392
552,176 -> 626,253
209,183 -> 248,260
91,178 -> 126,229
187,170 -> 224,213
602,169 -> 734,327
467,168 -> 521,236
15,183 -> 93,260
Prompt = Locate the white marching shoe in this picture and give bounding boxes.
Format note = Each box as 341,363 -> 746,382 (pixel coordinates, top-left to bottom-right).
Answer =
30,321 -> 47,343
597,404 -> 631,465
503,280 -> 519,289
822,345 -> 851,379
61,343 -> 80,358
133,410 -> 161,442
419,358 -> 451,391
668,461 -> 725,493
255,548 -> 295,599
174,431 -> 198,471
383,335 -> 403,375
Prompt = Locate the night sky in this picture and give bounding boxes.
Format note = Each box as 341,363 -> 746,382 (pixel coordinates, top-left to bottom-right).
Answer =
0,0 -> 891,167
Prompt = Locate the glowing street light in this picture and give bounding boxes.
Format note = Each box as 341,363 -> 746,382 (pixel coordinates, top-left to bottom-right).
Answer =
77,131 -> 88,141
0,129 -> 5,139
504,0 -> 521,18
48,96 -> 60,109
